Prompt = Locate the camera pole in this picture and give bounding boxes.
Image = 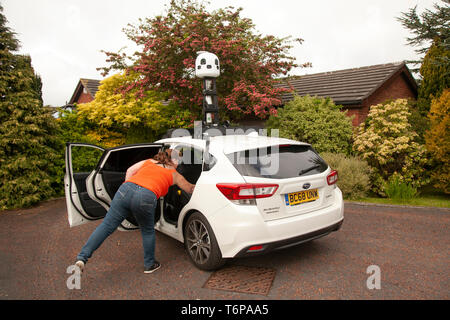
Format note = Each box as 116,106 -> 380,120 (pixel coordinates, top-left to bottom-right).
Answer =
202,77 -> 219,125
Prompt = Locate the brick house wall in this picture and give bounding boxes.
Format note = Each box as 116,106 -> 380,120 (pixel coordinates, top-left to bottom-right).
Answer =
65,79 -> 101,109
364,71 -> 416,107
343,105 -> 364,127
74,89 -> 94,104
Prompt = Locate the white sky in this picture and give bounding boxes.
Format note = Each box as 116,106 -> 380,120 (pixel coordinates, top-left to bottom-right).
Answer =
2,0 -> 437,107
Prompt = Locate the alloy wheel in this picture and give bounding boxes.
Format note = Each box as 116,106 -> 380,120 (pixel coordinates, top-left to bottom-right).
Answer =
186,219 -> 211,265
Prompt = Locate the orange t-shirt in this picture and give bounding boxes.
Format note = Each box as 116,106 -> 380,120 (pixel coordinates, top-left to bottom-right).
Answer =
125,160 -> 176,198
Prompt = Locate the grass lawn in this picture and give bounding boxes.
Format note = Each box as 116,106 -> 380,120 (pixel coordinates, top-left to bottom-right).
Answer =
348,194 -> 450,208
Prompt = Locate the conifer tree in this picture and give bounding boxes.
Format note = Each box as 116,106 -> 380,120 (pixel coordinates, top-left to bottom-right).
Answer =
0,5 -> 62,209
418,40 -> 450,114
397,0 -> 449,72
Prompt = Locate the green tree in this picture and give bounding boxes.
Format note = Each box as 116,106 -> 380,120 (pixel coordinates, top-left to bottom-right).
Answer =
417,40 -> 450,114
397,0 -> 450,72
398,1 -> 449,141
100,0 -> 308,121
54,108 -> 105,174
266,95 -> 354,154
77,72 -> 193,145
0,5 -> 62,209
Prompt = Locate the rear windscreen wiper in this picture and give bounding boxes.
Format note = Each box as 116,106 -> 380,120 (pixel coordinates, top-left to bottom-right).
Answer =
298,165 -> 321,176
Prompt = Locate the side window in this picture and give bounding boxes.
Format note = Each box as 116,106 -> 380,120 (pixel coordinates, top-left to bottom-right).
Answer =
102,146 -> 161,172
203,152 -> 217,171
173,145 -> 203,166
99,146 -> 161,199
71,145 -> 103,173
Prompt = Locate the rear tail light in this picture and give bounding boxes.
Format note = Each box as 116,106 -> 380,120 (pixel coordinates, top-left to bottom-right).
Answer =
247,245 -> 264,252
216,183 -> 278,205
327,170 -> 338,185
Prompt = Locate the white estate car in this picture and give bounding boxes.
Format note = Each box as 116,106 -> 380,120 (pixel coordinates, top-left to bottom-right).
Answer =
65,132 -> 344,270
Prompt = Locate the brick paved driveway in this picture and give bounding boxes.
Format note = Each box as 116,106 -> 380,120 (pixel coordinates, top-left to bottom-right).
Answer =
0,199 -> 448,299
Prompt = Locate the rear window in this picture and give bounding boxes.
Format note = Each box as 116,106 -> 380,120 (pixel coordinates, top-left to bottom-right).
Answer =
226,145 -> 328,179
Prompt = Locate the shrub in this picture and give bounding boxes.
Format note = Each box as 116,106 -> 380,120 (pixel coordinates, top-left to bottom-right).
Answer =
353,99 -> 431,195
0,7 -> 62,209
383,175 -> 418,200
77,72 -> 194,145
55,108 -> 109,174
425,89 -> 450,194
407,99 -> 429,145
321,153 -> 372,200
266,95 -> 354,154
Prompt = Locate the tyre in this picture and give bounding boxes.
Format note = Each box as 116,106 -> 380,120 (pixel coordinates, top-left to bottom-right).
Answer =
183,211 -> 225,271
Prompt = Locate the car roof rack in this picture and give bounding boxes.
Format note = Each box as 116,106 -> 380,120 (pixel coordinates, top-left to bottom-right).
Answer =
160,123 -> 266,140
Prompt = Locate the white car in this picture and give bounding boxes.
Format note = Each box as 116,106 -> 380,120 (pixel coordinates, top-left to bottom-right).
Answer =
65,131 -> 344,270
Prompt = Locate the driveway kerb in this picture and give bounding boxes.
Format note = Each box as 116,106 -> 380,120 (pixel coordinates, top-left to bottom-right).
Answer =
345,200 -> 450,212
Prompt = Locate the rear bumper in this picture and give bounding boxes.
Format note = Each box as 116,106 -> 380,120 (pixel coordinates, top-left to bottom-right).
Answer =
234,219 -> 343,257
209,187 -> 344,258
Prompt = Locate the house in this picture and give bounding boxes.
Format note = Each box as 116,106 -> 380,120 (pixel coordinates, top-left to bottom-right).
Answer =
275,61 -> 418,126
63,77 -> 172,109
65,62 -> 418,128
63,78 -> 101,109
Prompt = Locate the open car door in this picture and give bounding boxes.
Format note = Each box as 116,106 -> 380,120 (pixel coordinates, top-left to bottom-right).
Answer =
65,142 -> 163,229
65,143 -> 106,227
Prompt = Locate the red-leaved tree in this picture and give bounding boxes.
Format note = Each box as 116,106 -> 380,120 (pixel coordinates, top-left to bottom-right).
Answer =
99,0 -> 310,121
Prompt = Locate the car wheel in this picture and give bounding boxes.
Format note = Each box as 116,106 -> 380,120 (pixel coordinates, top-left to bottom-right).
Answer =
184,211 -> 225,271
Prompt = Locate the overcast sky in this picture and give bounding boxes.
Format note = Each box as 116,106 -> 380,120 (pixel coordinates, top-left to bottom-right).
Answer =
2,0 -> 437,107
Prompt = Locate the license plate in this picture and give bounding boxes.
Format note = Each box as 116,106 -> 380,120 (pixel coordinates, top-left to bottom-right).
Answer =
285,189 -> 319,206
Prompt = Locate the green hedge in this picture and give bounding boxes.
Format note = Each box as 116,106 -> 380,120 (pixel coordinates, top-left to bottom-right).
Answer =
266,95 -> 354,155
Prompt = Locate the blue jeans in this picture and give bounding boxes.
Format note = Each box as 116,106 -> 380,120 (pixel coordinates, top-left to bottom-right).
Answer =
77,182 -> 158,268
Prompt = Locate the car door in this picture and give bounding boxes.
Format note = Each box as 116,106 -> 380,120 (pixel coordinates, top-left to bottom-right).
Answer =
65,143 -> 106,227
65,142 -> 163,229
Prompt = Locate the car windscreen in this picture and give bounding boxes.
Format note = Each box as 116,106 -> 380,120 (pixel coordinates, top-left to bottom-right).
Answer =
226,144 -> 328,179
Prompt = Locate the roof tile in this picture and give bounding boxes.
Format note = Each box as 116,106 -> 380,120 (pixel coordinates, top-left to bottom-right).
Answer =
276,62 -> 410,104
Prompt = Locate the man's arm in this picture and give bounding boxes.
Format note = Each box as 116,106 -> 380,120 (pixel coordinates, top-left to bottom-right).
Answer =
125,160 -> 146,181
172,171 -> 195,194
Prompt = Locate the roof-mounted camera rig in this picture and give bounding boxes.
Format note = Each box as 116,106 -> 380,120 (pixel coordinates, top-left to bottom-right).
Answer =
161,52 -> 264,140
195,51 -> 221,126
